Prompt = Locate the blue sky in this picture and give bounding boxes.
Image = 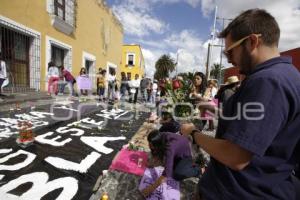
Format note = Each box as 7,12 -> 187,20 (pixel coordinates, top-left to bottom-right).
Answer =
106,0 -> 300,77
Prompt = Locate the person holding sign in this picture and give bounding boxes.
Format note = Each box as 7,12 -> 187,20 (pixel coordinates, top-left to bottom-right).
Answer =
77,67 -> 92,98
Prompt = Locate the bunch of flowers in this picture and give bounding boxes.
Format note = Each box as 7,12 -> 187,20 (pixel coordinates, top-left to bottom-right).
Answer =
162,77 -> 194,118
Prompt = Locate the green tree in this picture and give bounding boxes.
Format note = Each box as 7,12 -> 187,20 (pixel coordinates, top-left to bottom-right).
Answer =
154,54 -> 176,80
210,63 -> 224,81
178,72 -> 194,81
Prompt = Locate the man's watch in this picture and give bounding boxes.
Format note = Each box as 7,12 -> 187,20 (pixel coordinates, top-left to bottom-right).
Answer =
191,129 -> 200,142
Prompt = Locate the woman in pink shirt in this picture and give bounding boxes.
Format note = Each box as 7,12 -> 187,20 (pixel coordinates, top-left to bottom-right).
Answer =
47,61 -> 59,95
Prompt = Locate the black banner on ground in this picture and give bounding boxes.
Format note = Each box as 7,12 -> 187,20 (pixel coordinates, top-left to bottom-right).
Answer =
0,103 -> 147,199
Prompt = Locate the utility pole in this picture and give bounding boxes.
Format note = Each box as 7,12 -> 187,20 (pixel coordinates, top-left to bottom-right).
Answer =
218,17 -> 225,84
216,17 -> 232,84
205,43 -> 211,78
175,50 -> 179,76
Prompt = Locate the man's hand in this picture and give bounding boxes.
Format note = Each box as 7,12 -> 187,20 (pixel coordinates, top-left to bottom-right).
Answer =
180,123 -> 196,136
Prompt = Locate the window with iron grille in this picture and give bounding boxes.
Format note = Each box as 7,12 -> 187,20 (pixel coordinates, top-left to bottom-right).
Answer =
51,45 -> 65,67
0,19 -> 41,91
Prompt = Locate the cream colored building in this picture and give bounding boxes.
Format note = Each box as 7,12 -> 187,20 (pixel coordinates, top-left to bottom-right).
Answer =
0,0 -> 123,92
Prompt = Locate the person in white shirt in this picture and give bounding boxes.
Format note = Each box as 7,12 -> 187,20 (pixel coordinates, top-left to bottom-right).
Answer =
0,57 -> 8,96
47,61 -> 60,95
128,74 -> 141,103
152,80 -> 158,104
113,82 -> 121,111
107,70 -> 116,102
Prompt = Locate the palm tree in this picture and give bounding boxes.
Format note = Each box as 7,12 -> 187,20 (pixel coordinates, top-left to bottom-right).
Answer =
154,54 -> 176,80
210,63 -> 224,80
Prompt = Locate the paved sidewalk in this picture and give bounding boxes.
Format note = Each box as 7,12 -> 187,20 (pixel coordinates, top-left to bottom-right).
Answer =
0,92 -> 52,106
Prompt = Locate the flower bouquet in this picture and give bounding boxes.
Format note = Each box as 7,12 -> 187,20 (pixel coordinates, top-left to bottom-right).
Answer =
163,78 -> 194,119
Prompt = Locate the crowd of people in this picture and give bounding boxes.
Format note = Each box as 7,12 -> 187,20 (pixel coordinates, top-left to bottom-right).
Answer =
46,62 -> 162,105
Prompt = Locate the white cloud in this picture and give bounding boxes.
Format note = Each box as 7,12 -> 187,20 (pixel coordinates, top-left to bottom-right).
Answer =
186,0 -> 202,8
112,1 -> 166,37
201,0 -> 215,17
137,39 -> 168,49
140,30 -> 225,78
160,0 -> 201,8
142,48 -> 165,78
165,30 -> 221,74
111,0 -> 202,37
200,0 -> 300,51
165,30 -> 204,52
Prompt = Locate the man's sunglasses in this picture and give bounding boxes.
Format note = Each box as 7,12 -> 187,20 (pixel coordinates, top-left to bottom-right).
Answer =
223,34 -> 262,58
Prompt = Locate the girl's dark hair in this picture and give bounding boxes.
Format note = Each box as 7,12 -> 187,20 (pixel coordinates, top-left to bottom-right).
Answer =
101,69 -> 106,75
121,72 -> 127,81
80,67 -> 86,75
147,130 -> 167,160
48,61 -> 55,71
193,72 -> 207,95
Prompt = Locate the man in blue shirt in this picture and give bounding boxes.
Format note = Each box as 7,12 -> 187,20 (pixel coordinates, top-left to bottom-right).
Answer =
181,9 -> 300,199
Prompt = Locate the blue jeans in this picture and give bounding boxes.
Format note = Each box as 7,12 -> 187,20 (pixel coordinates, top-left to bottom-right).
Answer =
58,81 -> 67,94
59,80 -> 75,96
173,157 -> 200,181
120,84 -> 127,100
107,82 -> 115,100
141,88 -> 147,102
0,78 -> 5,94
98,87 -> 105,96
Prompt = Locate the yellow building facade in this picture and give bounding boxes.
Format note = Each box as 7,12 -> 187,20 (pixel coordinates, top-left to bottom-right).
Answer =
0,0 -> 123,92
120,45 -> 145,80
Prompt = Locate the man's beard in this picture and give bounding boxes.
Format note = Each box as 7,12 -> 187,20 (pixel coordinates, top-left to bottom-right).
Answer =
239,45 -> 253,76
